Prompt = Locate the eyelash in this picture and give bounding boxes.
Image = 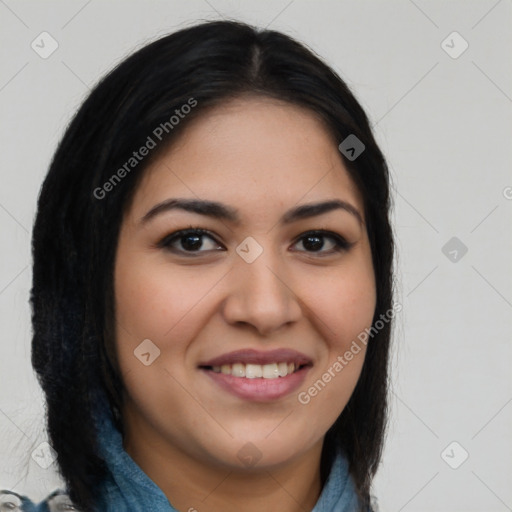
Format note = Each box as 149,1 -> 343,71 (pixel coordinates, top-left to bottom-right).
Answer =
156,226 -> 354,257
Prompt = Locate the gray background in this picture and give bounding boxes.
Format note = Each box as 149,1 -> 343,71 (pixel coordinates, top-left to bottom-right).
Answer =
1,1 -> 511,511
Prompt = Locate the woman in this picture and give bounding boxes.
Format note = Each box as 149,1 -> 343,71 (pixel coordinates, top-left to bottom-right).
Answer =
27,19 -> 394,512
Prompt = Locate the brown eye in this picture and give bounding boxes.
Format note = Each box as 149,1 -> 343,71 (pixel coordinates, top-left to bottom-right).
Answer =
157,228 -> 224,255
292,230 -> 353,255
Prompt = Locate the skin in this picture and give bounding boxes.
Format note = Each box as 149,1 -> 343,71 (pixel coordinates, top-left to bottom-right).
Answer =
114,96 -> 376,512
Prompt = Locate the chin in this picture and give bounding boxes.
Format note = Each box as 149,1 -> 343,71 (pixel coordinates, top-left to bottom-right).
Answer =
199,430 -> 318,471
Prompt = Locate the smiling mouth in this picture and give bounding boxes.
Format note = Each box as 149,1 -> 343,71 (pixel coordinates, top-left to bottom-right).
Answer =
200,362 -> 311,379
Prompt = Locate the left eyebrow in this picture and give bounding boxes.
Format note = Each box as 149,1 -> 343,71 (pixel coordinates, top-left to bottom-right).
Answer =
140,198 -> 363,226
282,199 -> 363,225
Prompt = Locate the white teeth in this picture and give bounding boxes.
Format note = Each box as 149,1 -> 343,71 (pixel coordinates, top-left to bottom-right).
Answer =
278,362 -> 288,377
231,363 -> 246,377
245,364 -> 262,379
209,362 -> 300,378
263,363 -> 280,379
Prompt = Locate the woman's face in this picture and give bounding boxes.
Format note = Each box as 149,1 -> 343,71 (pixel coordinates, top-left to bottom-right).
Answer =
114,96 -> 376,471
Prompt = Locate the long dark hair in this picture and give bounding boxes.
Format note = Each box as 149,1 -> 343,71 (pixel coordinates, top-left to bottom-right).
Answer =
30,19 -> 394,511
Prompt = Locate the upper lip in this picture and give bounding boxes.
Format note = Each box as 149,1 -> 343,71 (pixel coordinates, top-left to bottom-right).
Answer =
198,348 -> 313,368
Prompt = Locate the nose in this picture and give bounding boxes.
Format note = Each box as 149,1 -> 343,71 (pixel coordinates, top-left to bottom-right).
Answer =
221,247 -> 302,337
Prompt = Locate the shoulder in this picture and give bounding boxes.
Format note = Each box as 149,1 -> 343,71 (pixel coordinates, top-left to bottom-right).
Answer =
0,489 -> 80,511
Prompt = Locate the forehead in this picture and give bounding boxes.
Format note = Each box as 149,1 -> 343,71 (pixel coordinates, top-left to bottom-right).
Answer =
133,96 -> 364,221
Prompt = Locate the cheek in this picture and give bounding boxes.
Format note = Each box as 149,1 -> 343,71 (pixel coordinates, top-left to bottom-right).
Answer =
115,257 -> 215,343
303,257 -> 376,351
294,252 -> 375,421
113,255 -> 230,406
113,257 -> 205,427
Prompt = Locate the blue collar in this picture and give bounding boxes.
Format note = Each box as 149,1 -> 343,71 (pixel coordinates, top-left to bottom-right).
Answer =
93,400 -> 364,511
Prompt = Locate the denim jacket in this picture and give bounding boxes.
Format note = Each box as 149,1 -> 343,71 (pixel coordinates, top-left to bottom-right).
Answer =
2,401 -> 375,511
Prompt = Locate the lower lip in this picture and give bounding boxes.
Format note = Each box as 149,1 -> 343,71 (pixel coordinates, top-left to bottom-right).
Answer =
201,366 -> 311,401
